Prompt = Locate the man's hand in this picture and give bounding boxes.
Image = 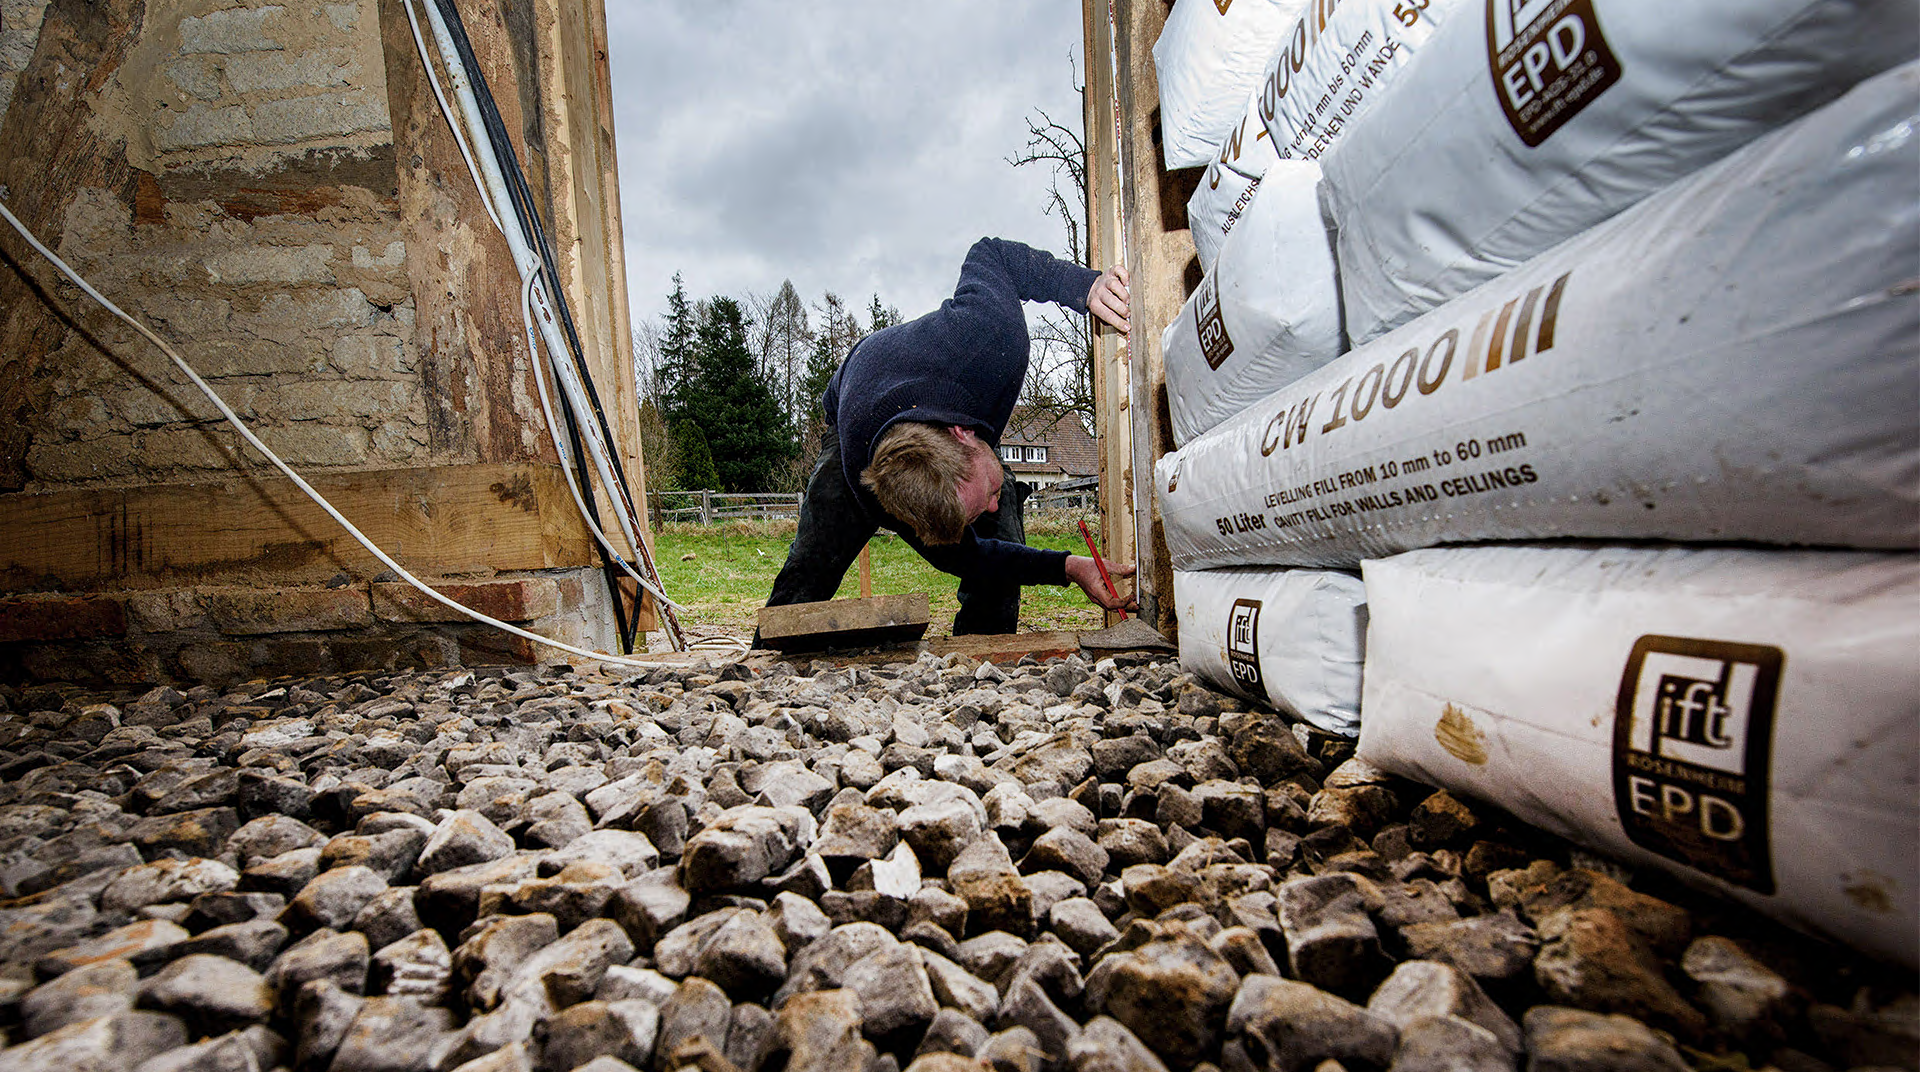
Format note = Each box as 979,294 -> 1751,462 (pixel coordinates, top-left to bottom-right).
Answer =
1088,265 -> 1130,335
1066,555 -> 1139,613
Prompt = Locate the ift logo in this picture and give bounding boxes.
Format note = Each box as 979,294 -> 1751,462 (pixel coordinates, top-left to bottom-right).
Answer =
1612,636 -> 1781,893
1195,272 -> 1235,371
1226,599 -> 1264,694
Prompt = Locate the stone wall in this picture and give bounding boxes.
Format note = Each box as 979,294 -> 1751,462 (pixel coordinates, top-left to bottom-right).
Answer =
0,574 -> 620,686
0,0 -> 48,121
0,0 -> 647,684
13,0 -> 450,489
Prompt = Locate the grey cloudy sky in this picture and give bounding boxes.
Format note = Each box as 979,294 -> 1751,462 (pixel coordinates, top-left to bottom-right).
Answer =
604,2 -> 1089,332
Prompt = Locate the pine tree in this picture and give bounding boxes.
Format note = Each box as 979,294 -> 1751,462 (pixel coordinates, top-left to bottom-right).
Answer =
799,331 -> 842,433
672,421 -> 721,491
657,272 -> 700,436
867,294 -> 902,333
693,297 -> 794,492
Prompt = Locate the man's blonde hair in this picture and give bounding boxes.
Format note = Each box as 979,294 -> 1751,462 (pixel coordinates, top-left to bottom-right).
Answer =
862,422 -> 982,545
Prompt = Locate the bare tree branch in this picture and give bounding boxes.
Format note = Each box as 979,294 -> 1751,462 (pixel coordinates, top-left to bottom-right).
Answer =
1010,50 -> 1095,431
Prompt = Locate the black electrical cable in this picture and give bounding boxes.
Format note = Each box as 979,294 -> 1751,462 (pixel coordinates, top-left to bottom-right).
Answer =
429,0 -> 650,651
430,0 -> 640,522
431,0 -> 648,651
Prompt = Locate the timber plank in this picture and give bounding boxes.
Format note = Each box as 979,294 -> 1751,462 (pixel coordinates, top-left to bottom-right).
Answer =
1085,0 -> 1137,633
1098,0 -> 1182,645
755,594 -> 930,653
0,462 -> 594,590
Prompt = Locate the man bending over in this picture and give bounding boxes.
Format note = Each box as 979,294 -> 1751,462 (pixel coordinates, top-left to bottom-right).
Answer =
761,237 -> 1135,636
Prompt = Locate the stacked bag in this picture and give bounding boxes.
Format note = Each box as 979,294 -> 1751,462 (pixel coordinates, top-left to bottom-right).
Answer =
1151,0 -> 1918,962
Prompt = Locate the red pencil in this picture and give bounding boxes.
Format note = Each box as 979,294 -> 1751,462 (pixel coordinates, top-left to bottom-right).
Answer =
1077,519 -> 1126,620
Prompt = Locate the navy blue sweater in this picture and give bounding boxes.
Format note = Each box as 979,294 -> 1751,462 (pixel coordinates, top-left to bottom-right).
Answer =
823,238 -> 1101,585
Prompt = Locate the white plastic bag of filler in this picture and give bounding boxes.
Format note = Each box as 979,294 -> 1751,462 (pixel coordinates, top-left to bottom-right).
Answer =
1189,0 -> 1461,273
1166,162 -> 1343,447
1156,62 -> 1920,571
1356,544 -> 1920,966
1155,0 -> 1312,170
1176,566 -> 1366,736
1189,92 -> 1276,274
1323,0 -> 1919,345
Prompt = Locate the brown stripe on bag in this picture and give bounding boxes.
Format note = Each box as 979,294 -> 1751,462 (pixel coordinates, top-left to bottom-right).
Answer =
1485,297 -> 1520,372
1536,272 -> 1571,353
1508,285 -> 1544,364
1461,309 -> 1494,380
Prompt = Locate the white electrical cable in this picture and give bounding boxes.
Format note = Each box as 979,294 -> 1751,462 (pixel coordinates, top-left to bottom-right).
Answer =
0,198 -> 681,669
518,271 -> 685,614
405,0 -> 662,602
406,0 -> 682,650
403,0 -> 685,650
398,0 -> 508,242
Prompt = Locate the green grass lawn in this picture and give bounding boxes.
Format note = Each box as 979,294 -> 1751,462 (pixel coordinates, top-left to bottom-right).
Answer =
648,513 -> 1115,637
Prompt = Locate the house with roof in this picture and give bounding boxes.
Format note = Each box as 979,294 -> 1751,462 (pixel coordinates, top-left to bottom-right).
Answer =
996,406 -> 1099,491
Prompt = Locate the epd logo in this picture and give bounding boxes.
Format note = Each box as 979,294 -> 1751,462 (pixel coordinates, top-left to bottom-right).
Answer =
1612,636 -> 1781,893
1486,0 -> 1621,146
1226,599 -> 1264,694
1195,272 -> 1235,371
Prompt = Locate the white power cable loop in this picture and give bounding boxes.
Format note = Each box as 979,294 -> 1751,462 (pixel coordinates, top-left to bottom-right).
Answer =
517,271 -> 685,613
0,198 -> 673,669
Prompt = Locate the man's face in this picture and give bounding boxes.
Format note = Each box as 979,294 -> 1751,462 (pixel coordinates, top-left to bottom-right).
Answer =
953,432 -> 1003,525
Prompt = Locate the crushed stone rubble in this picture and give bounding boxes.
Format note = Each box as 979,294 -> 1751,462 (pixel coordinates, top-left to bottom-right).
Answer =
0,654 -> 1910,1072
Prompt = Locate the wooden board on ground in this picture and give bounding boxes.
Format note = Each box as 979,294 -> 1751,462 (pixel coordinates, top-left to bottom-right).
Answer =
927,631 -> 1085,664
735,629 -> 1091,669
755,594 -> 930,653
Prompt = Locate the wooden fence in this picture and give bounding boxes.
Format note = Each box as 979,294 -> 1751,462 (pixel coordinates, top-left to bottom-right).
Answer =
650,484 -> 1099,526
648,491 -> 801,525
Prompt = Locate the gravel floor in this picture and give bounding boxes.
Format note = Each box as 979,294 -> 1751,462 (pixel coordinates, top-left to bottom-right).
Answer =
0,653 -> 1911,1072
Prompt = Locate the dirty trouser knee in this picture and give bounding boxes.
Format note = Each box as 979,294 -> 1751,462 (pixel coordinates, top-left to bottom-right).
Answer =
766,436 -> 878,610
952,469 -> 1027,636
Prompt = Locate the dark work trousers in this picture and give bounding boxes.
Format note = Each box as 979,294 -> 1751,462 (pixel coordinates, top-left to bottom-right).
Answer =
765,432 -> 1029,635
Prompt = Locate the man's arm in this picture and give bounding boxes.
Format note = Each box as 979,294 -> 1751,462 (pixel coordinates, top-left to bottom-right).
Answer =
951,238 -> 1103,320
905,530 -> 1070,588
902,531 -> 1139,613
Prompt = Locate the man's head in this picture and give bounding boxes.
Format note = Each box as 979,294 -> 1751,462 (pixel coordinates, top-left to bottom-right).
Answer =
862,423 -> 1003,544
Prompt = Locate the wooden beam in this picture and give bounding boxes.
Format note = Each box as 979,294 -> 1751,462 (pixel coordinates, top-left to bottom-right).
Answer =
0,462 -> 594,590
1107,0 -> 1194,642
1084,0 -> 1137,630
582,0 -> 655,633
0,0 -> 141,490
538,0 -> 656,633
755,594 -> 931,653
377,0 -> 550,466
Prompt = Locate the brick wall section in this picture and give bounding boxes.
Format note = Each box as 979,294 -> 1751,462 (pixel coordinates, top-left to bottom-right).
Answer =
204,586 -> 372,635
9,0 -> 469,491
0,594 -> 127,644
0,0 -> 632,684
372,579 -> 561,624
0,572 -> 609,686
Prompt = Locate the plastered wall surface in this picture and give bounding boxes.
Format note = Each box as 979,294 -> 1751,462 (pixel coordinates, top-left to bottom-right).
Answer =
0,0 -> 644,683
0,0 -> 560,494
0,0 -> 50,120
